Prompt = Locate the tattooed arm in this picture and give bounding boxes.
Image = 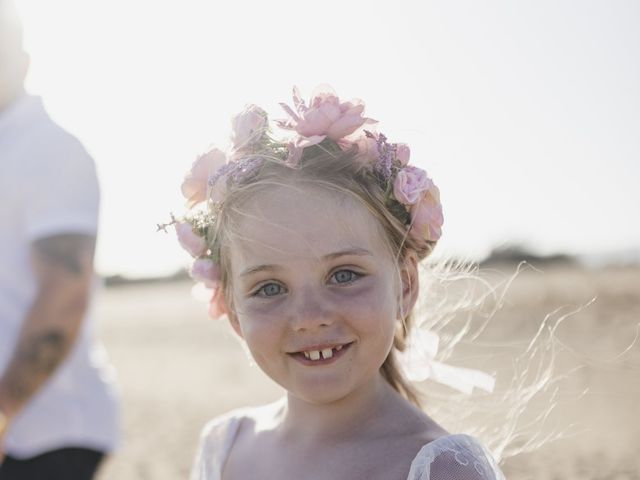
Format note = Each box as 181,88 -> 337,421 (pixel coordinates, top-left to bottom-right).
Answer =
0,234 -> 96,440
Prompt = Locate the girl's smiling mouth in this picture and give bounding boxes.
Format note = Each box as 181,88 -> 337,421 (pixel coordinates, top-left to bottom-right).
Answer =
288,342 -> 354,365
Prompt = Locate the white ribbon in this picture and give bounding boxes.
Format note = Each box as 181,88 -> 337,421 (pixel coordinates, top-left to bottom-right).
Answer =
397,329 -> 496,395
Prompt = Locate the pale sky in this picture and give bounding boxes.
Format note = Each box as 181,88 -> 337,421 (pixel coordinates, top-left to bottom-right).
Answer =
16,0 -> 640,277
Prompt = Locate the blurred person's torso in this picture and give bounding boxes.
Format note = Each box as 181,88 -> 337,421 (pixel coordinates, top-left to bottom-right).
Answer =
0,94 -> 120,459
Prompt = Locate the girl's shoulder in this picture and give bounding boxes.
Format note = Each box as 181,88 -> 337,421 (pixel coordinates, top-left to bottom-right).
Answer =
189,401 -> 282,480
190,404 -> 505,480
407,434 -> 505,480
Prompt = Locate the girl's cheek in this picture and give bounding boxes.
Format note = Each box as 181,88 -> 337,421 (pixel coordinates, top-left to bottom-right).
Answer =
239,297 -> 287,317
333,279 -> 396,309
237,302 -> 287,334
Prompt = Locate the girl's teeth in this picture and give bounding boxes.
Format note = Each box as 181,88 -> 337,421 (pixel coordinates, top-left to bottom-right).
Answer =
301,346 -> 346,361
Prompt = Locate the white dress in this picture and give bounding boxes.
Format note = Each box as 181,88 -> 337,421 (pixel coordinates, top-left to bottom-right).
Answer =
190,406 -> 505,480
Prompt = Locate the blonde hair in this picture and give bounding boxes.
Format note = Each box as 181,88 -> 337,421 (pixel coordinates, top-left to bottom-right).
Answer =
211,146 -> 435,406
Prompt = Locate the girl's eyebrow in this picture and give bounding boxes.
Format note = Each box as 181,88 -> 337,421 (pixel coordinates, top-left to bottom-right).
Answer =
239,248 -> 373,278
323,247 -> 373,261
239,264 -> 282,278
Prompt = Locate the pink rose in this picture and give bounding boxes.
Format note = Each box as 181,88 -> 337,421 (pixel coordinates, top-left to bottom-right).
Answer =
175,222 -> 207,257
276,85 -> 376,144
181,148 -> 227,207
409,185 -> 444,243
393,166 -> 432,205
230,104 -> 267,152
339,129 -> 380,165
396,143 -> 410,166
190,258 -> 220,288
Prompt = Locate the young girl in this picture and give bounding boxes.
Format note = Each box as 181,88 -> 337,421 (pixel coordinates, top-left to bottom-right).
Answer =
172,85 -> 506,479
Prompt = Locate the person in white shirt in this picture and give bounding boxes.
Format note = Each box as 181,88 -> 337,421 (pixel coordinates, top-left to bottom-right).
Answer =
0,2 -> 120,478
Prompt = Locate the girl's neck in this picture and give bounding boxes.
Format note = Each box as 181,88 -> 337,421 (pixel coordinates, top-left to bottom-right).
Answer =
278,374 -> 414,443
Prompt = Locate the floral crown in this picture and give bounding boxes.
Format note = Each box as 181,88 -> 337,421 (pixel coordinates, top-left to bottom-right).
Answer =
163,84 -> 444,318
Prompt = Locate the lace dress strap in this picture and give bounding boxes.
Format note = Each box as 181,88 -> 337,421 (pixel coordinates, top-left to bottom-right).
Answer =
406,434 -> 505,480
189,409 -> 245,480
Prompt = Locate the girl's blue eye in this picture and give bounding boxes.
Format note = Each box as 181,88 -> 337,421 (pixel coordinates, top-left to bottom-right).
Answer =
255,283 -> 284,297
331,270 -> 359,284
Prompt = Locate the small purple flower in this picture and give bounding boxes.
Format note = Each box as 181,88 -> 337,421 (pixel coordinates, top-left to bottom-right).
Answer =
365,130 -> 394,180
230,156 -> 264,183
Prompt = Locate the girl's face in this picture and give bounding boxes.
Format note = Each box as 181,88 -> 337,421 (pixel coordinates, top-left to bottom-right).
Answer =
226,184 -> 416,405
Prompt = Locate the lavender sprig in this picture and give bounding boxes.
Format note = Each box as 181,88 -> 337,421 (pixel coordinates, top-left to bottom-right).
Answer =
208,163 -> 235,188
365,130 -> 397,181
230,156 -> 264,183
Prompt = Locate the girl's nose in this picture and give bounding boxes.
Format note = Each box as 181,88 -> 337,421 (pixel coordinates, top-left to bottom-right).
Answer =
290,286 -> 334,331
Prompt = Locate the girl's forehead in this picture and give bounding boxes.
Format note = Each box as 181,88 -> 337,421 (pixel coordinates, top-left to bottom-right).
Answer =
228,185 -> 390,266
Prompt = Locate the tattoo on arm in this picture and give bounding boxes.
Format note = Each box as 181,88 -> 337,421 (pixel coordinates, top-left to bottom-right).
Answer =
3,329 -> 67,404
32,234 -> 95,276
0,235 -> 96,412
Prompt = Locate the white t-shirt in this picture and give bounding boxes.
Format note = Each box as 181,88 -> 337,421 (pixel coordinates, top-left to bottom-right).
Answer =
0,94 -> 120,459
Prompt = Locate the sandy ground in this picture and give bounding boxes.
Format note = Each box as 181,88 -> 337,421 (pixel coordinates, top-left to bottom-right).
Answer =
94,265 -> 640,479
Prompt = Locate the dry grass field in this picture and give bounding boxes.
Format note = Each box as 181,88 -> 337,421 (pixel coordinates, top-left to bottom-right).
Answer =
94,265 -> 640,479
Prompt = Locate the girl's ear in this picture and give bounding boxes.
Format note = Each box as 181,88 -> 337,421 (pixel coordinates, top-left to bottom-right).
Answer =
209,287 -> 244,338
225,296 -> 246,340
227,308 -> 244,339
400,251 -> 420,319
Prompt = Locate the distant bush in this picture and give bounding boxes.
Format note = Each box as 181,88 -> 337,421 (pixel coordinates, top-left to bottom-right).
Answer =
481,245 -> 576,267
103,268 -> 190,287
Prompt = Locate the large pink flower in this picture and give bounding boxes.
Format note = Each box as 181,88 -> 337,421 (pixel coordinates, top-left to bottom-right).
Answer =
181,148 -> 227,207
409,185 -> 444,243
276,85 -> 376,147
230,104 -> 267,153
190,258 -> 220,288
393,166 -> 432,206
175,222 -> 207,257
